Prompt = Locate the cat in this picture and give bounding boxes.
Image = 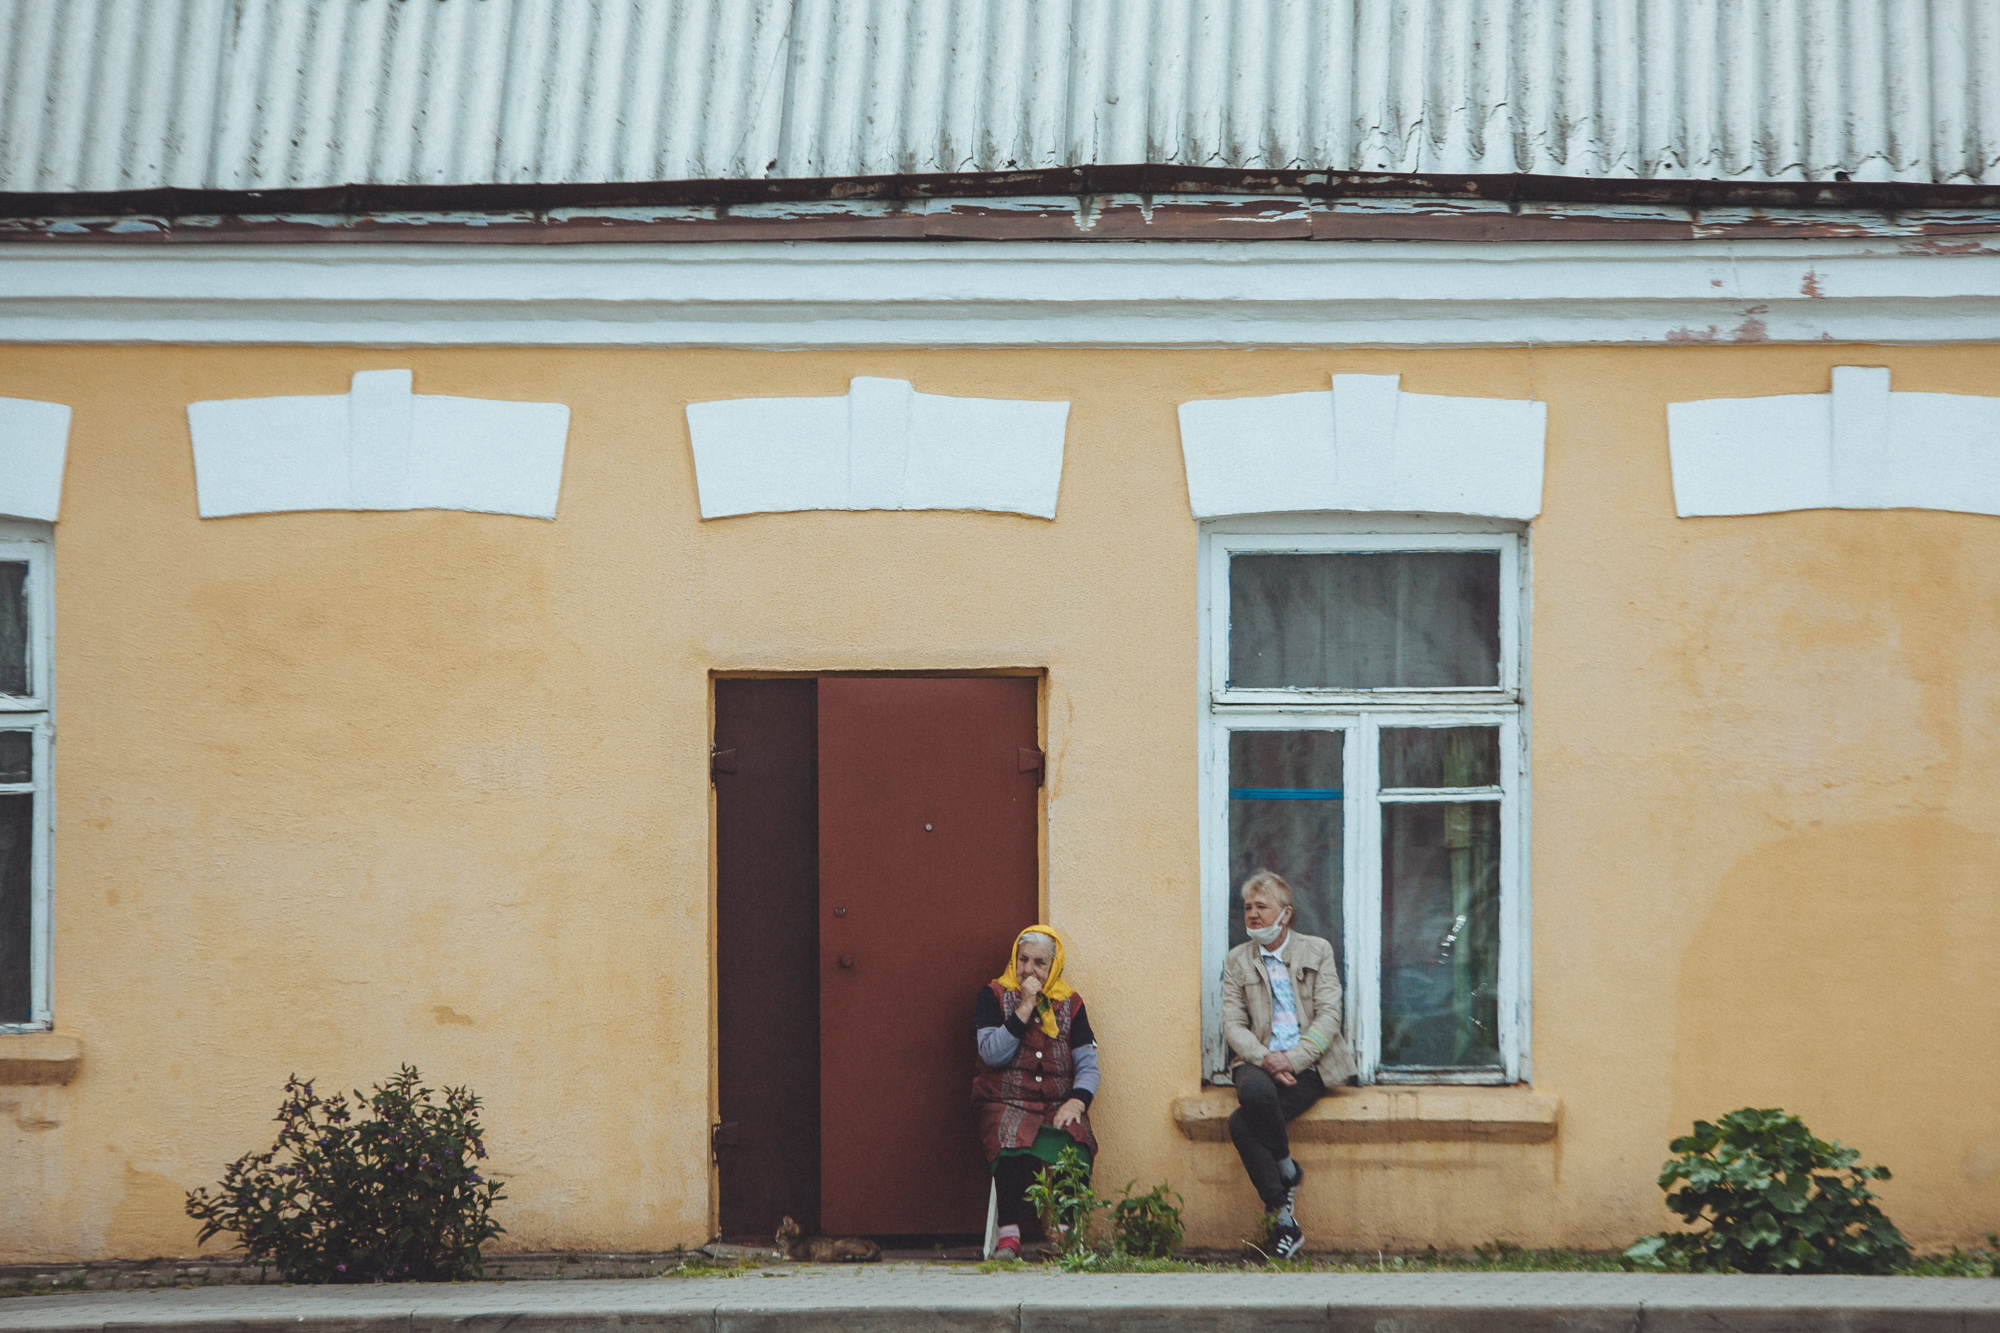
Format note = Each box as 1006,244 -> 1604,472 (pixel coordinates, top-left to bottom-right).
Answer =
775,1215 -> 882,1262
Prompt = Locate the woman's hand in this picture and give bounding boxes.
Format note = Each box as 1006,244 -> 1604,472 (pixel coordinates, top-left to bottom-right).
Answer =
1261,1050 -> 1298,1086
1051,1098 -> 1085,1129
1015,974 -> 1043,1022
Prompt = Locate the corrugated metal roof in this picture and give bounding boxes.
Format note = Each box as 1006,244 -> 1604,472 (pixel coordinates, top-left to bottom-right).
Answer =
3,0 -> 1997,196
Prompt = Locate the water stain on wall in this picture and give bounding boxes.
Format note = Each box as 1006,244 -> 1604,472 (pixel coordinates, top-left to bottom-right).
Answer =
106,1167 -> 190,1257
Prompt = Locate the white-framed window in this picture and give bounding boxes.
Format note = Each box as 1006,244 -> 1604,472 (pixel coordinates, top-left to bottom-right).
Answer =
1199,516 -> 1529,1085
0,524 -> 53,1032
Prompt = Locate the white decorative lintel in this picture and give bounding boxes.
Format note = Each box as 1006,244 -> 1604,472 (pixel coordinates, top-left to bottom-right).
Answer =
0,397 -> 71,522
1177,374 -> 1546,520
1668,367 -> 2000,516
187,370 -> 570,519
685,377 -> 1070,519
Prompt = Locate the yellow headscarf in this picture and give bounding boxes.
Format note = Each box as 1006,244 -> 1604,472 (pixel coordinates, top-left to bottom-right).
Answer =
993,924 -> 1075,1038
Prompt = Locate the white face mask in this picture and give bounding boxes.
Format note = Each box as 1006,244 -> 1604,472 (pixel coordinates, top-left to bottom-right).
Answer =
1246,907 -> 1291,948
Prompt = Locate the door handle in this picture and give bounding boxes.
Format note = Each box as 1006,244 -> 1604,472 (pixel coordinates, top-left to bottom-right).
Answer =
838,956 -> 856,969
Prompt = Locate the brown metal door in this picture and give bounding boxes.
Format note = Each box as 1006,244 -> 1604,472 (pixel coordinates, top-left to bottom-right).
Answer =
714,679 -> 821,1239
817,677 -> 1040,1235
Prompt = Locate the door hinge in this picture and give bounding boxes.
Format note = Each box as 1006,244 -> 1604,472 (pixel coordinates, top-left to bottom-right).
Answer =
710,747 -> 737,780
711,1121 -> 741,1161
1018,747 -> 1044,786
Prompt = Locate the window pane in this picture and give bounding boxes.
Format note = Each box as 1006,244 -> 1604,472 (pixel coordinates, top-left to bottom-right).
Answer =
1381,801 -> 1501,1069
0,733 -> 30,784
1228,730 -> 1343,977
1381,726 -> 1500,788
0,792 -> 31,1023
0,563 -> 25,696
1230,551 -> 1500,689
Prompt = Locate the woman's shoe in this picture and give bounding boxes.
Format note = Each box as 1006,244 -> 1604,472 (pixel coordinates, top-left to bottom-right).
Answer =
992,1235 -> 1021,1260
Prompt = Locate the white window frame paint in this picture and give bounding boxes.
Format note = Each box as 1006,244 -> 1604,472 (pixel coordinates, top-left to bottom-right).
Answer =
1197,515 -> 1530,1087
0,523 -> 54,1033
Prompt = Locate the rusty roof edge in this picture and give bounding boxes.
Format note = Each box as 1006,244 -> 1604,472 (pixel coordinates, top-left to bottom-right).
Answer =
6,168 -> 2000,223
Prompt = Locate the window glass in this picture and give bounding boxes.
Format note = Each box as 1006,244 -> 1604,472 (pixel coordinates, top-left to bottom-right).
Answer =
1229,551 -> 1500,689
1380,800 -> 1501,1069
1228,729 -> 1343,976
1381,726 -> 1500,787
0,733 -> 30,784
0,792 -> 31,1024
0,563 -> 25,697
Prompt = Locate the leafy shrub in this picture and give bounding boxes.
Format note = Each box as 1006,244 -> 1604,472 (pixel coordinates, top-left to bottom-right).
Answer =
1110,1181 -> 1185,1258
185,1065 -> 505,1283
1025,1145 -> 1103,1259
1900,1236 -> 2000,1278
1622,1107 -> 1909,1274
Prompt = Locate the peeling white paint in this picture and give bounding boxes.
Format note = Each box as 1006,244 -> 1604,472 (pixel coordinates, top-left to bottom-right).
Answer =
5,237 -> 1999,349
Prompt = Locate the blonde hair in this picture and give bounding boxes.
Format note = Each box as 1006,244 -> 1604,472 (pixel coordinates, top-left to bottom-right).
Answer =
1239,869 -> 1295,912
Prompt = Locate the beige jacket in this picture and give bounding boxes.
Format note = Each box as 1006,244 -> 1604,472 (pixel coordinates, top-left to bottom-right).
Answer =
1221,932 -> 1357,1087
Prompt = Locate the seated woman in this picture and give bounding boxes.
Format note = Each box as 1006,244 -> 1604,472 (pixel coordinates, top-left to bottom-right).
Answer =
1222,870 -> 1354,1259
971,925 -> 1098,1260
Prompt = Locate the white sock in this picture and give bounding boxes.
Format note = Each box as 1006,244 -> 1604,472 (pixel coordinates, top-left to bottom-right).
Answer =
997,1225 -> 1021,1245
1279,1157 -> 1300,1184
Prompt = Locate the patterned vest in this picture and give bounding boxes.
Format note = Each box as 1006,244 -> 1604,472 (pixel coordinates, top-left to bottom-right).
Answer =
971,982 -> 1098,1159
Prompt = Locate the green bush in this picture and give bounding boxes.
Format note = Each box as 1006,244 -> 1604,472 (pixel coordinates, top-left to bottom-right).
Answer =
1110,1181 -> 1185,1258
1025,1145 -> 1103,1259
1623,1107 -> 1909,1274
185,1065 -> 505,1283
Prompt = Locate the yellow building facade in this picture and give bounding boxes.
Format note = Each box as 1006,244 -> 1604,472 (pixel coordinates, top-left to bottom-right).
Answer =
5,312 -> 1999,1258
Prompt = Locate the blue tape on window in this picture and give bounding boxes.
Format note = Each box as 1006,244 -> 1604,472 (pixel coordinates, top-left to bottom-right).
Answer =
1228,788 -> 1343,800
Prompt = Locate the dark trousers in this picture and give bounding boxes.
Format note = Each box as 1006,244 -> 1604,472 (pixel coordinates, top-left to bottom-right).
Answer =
1228,1064 -> 1327,1210
992,1153 -> 1039,1228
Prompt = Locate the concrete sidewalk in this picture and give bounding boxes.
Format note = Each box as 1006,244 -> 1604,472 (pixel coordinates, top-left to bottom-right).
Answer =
4,1267 -> 1999,1333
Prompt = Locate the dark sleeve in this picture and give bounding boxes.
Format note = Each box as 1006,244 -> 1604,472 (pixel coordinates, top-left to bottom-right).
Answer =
1070,1001 -> 1095,1049
972,987 -> 1003,1037
973,988 -> 1031,1039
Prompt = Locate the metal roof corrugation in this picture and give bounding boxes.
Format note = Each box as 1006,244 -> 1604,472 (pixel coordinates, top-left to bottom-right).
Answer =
3,0 -> 1996,195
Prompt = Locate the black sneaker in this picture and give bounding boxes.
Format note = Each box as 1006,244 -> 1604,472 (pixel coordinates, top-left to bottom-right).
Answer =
1281,1161 -> 1304,1212
1269,1219 -> 1305,1259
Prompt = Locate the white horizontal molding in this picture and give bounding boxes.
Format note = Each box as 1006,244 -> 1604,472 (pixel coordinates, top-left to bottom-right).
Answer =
1179,374 -> 1546,520
0,397 -> 71,521
687,376 -> 1069,519
1669,367 -> 2000,516
187,370 -> 570,519
2,239 -> 1999,348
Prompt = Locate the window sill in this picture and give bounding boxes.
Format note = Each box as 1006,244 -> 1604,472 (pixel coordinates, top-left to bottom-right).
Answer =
0,1032 -> 82,1085
1172,1084 -> 1560,1145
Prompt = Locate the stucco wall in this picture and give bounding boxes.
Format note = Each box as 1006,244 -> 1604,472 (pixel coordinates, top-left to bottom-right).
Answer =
2,344 -> 1997,1260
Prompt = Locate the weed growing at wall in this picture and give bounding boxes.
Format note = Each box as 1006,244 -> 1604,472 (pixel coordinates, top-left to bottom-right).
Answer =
1025,1146 -> 1104,1261
1110,1182 -> 1186,1259
185,1065 -> 505,1283
1623,1107 -> 1910,1274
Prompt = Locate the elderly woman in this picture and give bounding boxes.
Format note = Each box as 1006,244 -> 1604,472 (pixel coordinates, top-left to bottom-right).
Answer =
972,925 -> 1098,1260
1222,870 -> 1354,1259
